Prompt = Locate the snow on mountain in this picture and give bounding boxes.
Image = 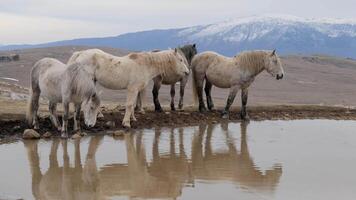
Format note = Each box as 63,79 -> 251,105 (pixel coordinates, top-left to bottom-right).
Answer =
2,14 -> 356,58
179,14 -> 356,42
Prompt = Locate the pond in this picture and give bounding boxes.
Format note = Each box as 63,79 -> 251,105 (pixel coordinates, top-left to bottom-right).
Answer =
0,120 -> 356,200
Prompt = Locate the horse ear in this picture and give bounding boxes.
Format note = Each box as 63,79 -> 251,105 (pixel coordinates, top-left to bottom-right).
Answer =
174,48 -> 178,54
193,43 -> 196,48
271,49 -> 276,56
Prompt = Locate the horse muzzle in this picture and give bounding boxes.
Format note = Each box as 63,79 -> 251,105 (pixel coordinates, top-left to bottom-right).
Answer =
276,74 -> 284,80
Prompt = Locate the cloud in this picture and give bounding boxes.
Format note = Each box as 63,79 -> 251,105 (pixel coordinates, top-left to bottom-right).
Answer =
0,12 -> 123,44
1,0 -> 356,44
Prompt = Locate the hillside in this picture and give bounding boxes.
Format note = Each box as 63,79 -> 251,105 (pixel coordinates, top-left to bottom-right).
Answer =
0,46 -> 356,107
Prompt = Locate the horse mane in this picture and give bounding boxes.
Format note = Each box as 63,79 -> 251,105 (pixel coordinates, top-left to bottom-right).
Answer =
129,50 -> 183,76
178,44 -> 196,65
66,63 -> 96,97
234,51 -> 268,74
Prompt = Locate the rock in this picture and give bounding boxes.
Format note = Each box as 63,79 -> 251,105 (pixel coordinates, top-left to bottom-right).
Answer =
42,132 -> 52,138
80,132 -> 88,136
97,112 -> 104,119
105,121 -> 115,128
71,133 -> 81,139
113,130 -> 125,137
23,129 -> 40,139
12,125 -> 21,131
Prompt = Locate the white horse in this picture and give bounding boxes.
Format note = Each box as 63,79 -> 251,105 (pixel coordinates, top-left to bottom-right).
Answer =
134,44 -> 197,112
26,58 -> 101,138
67,48 -> 189,128
191,50 -> 284,119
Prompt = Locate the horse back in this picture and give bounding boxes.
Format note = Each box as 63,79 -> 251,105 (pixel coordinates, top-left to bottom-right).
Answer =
32,58 -> 66,101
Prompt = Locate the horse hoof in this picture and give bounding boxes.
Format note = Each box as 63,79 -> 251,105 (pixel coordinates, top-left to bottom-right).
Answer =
122,122 -> 131,129
241,115 -> 250,121
155,108 -> 163,113
208,107 -> 216,111
171,107 -> 176,111
199,106 -> 207,112
221,111 -> 229,119
61,133 -> 68,139
222,114 -> 229,119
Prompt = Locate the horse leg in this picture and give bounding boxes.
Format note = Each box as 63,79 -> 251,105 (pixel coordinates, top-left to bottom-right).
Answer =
170,84 -> 176,111
61,102 -> 70,138
240,88 -> 250,120
49,102 -> 61,131
31,91 -> 40,130
134,91 -> 142,112
178,77 -> 188,110
197,77 -> 207,112
152,77 -> 163,112
73,104 -> 81,132
221,85 -> 239,119
205,80 -> 214,111
123,88 -> 139,128
131,104 -> 137,121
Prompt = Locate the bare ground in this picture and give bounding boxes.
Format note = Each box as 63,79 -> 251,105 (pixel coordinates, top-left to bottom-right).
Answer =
1,46 -> 356,142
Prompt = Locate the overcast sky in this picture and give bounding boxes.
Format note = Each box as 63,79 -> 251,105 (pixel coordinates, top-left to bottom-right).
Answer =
1,0 -> 356,44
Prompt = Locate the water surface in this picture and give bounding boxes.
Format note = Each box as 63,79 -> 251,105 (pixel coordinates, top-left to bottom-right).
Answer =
1,120 -> 356,200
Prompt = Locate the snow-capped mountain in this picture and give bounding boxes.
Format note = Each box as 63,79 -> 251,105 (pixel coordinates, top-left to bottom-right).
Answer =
2,14 -> 356,58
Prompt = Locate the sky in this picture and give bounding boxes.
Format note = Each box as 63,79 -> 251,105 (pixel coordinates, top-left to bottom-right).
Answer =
1,0 -> 356,45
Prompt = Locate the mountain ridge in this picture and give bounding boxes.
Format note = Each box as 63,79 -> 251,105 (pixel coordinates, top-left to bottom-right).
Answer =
2,14 -> 356,58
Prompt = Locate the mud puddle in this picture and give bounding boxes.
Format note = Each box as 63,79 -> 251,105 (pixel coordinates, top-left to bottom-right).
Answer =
1,120 -> 356,200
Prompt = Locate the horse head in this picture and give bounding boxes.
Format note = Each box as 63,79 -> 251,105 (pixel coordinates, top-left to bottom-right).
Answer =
265,50 -> 284,80
174,48 -> 190,76
82,91 -> 101,128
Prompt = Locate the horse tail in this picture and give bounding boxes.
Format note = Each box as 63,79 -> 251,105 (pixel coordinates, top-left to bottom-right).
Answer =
26,63 -> 41,126
191,57 -> 199,106
26,87 -> 34,126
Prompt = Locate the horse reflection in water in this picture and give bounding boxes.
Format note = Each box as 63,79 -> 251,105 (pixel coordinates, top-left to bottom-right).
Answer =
192,122 -> 282,191
24,137 -> 102,200
24,122 -> 282,200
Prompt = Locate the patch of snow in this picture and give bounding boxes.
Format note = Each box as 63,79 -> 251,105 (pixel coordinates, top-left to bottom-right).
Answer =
179,14 -> 356,41
0,77 -> 18,82
10,92 -> 28,100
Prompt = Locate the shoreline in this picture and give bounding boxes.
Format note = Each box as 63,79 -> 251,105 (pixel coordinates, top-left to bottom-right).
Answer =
1,104 -> 356,143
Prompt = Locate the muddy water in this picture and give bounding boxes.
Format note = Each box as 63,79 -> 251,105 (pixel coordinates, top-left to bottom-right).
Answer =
1,120 -> 356,200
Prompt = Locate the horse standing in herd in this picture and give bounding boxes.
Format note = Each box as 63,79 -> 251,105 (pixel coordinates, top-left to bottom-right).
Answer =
191,50 -> 284,119
27,58 -> 101,138
134,44 -> 198,112
67,48 -> 189,128
26,43 -> 285,138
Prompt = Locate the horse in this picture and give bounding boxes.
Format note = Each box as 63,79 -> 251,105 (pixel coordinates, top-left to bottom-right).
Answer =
67,48 -> 189,128
134,44 -> 197,112
26,58 -> 101,138
191,50 -> 284,119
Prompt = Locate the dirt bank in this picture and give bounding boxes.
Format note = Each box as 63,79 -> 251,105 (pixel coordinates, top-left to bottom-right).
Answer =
1,105 -> 356,143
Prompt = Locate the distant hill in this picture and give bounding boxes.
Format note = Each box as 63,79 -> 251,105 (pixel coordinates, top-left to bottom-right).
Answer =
2,15 -> 356,58
1,46 -> 356,106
